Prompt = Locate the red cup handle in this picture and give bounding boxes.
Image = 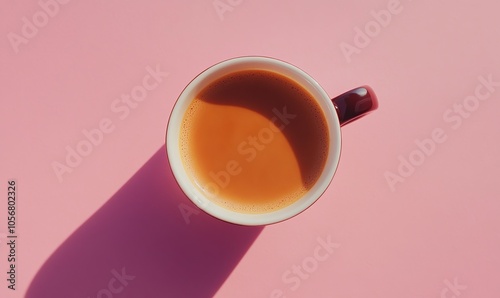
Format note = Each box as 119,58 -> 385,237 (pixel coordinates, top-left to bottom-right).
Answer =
332,85 -> 378,126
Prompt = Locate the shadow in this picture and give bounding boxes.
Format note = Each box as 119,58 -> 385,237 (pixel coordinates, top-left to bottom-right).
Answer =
195,69 -> 329,189
26,146 -> 263,298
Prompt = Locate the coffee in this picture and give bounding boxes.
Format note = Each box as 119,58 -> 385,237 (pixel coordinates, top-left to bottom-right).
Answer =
180,69 -> 329,214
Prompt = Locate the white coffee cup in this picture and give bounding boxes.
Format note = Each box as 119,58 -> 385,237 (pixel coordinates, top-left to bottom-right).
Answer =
166,56 -> 377,226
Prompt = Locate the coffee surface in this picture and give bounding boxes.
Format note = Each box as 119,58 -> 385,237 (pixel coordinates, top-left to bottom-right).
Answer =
180,69 -> 329,213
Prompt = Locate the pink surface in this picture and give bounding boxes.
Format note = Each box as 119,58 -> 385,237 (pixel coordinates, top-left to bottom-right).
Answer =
1,0 -> 499,297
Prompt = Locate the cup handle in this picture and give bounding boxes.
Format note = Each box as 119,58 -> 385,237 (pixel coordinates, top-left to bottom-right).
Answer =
332,86 -> 378,126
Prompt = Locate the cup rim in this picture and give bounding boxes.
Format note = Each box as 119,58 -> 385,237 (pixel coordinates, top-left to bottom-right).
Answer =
166,56 -> 342,226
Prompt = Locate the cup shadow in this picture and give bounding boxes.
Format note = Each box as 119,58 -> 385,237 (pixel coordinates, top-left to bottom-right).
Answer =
26,146 -> 264,298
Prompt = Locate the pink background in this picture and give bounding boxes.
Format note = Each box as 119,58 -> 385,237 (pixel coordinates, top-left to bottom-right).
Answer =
1,0 -> 499,297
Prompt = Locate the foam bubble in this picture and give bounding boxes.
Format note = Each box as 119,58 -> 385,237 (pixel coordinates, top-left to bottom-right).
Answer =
179,99 -> 203,177
204,184 -> 309,214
